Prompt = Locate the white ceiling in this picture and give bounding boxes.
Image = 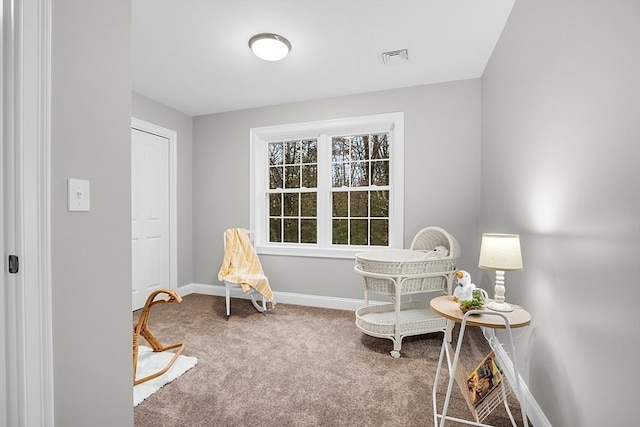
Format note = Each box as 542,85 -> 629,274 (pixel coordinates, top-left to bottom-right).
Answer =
131,0 -> 514,117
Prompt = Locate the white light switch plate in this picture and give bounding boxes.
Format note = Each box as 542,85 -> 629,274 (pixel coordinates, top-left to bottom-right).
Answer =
68,179 -> 90,211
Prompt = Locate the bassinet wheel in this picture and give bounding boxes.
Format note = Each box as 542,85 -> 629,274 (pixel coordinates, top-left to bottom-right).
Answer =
390,350 -> 401,358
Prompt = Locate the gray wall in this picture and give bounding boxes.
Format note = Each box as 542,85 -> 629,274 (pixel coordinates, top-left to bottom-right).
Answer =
481,0 -> 640,425
51,1 -> 133,426
132,92 -> 194,287
193,80 -> 481,299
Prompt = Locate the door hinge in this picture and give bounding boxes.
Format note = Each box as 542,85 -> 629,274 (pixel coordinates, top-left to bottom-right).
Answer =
8,255 -> 19,274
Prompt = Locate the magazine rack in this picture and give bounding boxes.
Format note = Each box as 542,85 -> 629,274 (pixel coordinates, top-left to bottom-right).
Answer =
430,295 -> 531,427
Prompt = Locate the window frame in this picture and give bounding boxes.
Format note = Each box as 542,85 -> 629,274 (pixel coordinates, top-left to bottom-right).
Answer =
250,112 -> 404,259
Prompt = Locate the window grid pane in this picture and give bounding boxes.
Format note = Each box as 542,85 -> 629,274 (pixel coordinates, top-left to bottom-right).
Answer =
284,218 -> 298,242
350,191 -> 368,217
268,142 -> 283,165
370,133 -> 389,160
370,191 -> 388,217
350,219 -> 368,245
332,218 -> 348,245
370,219 -> 389,246
371,160 -> 389,186
300,219 -> 317,243
284,165 -> 300,189
350,135 -> 369,161
269,218 -> 282,242
300,193 -> 317,217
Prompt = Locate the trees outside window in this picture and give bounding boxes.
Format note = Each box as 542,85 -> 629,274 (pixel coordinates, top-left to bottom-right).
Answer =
250,113 -> 403,259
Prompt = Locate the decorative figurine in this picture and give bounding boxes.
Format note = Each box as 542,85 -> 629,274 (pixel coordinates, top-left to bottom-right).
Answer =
453,270 -> 476,302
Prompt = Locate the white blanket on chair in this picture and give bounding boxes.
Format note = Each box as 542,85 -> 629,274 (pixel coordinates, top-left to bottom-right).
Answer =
218,228 -> 274,302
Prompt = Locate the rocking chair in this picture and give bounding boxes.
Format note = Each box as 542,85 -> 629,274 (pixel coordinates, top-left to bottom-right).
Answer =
132,289 -> 185,386
219,228 -> 272,318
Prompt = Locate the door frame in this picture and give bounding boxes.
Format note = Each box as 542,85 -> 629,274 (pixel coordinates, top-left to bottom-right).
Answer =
1,0 -> 54,425
131,118 -> 178,300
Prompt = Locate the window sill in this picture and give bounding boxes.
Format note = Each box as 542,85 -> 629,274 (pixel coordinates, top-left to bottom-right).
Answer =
255,244 -> 384,260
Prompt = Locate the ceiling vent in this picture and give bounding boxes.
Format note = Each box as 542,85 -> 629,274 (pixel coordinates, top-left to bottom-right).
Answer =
381,48 -> 409,65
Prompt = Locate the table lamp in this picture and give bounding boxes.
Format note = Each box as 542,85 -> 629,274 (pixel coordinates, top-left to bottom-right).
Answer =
478,233 -> 523,312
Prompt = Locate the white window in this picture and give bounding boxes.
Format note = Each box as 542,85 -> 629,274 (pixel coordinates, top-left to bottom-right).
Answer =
250,113 -> 404,259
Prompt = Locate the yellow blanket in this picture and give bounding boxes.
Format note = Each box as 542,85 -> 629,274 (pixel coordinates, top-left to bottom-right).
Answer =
218,228 -> 274,302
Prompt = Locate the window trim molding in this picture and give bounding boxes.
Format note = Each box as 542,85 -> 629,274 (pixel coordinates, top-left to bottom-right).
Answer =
250,112 -> 404,259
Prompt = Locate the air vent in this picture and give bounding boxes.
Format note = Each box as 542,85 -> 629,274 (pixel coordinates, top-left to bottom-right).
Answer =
381,48 -> 409,64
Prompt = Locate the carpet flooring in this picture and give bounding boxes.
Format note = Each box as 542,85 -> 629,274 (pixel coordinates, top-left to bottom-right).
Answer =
133,293 -> 525,427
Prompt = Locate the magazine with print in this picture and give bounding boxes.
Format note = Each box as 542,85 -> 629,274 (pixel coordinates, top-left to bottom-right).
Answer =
466,351 -> 503,407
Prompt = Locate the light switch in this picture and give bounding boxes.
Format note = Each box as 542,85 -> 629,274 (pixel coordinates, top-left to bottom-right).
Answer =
68,179 -> 90,211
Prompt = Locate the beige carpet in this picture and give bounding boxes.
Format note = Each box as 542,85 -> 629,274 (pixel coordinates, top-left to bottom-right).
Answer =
133,294 -> 525,427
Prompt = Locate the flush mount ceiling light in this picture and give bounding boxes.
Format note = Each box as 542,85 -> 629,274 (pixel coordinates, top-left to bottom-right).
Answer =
248,33 -> 291,61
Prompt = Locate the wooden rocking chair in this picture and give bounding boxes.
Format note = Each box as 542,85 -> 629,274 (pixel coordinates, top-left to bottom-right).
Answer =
132,289 -> 185,386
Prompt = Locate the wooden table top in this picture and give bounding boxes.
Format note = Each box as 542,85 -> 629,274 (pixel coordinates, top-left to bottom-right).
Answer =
430,295 -> 531,329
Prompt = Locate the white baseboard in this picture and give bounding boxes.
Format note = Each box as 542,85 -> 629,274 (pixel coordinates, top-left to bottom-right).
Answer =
177,282 -> 374,311
486,330 -> 552,427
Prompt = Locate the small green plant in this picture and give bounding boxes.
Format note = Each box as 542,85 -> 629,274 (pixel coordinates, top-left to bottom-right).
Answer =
459,289 -> 485,313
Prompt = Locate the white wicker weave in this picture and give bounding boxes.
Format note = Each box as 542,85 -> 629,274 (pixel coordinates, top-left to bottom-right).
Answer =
355,301 -> 448,336
355,249 -> 429,273
410,226 -> 461,259
353,226 -> 461,357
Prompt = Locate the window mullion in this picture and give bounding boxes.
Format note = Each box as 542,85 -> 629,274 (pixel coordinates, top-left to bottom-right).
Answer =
316,133 -> 330,248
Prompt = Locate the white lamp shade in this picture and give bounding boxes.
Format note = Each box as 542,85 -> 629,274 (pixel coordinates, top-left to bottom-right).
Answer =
478,233 -> 523,271
249,33 -> 291,61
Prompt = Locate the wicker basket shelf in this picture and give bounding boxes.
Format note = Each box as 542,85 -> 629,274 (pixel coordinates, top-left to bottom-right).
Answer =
356,301 -> 448,338
353,226 -> 461,358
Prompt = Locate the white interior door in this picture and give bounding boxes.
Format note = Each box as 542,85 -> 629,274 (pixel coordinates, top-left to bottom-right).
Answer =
132,128 -> 171,310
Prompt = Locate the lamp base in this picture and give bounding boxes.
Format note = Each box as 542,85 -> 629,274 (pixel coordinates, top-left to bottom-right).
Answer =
486,300 -> 513,312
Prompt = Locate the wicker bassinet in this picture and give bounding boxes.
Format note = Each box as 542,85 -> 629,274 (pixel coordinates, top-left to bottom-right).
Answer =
355,226 -> 461,296
353,226 -> 461,357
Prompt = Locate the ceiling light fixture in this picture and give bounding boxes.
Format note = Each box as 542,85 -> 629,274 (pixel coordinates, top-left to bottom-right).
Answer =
248,33 -> 291,61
